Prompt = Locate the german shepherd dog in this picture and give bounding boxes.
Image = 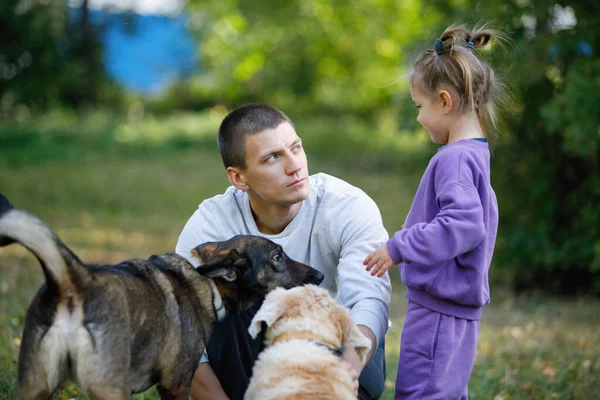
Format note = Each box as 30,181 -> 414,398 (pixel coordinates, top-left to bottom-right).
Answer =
0,195 -> 324,399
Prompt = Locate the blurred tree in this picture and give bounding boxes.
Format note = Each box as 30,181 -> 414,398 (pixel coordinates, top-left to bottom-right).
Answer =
458,0 -> 600,294
0,0 -> 121,117
185,0 -> 442,116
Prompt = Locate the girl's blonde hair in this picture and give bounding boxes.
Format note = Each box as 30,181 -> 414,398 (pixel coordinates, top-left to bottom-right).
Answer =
410,24 -> 507,141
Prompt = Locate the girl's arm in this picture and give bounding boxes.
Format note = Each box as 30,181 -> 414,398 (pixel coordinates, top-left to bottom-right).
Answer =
388,182 -> 485,266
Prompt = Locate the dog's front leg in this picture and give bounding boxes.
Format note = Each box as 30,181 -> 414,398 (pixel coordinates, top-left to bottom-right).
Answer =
156,385 -> 190,400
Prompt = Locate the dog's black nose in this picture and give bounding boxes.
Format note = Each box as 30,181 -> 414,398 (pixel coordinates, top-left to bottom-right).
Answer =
313,270 -> 325,285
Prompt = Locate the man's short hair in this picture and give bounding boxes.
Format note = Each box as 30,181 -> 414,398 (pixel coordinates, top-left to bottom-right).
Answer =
218,104 -> 293,169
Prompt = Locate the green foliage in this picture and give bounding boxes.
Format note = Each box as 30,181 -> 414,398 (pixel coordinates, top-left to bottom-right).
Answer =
463,0 -> 600,293
0,108 -> 221,166
0,0 -> 122,116
185,0 -> 441,115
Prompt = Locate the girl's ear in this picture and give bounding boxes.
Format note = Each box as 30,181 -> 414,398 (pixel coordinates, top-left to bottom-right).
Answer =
438,89 -> 454,114
226,166 -> 249,191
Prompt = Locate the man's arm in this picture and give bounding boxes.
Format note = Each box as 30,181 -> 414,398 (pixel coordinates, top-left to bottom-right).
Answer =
328,188 -> 390,395
189,363 -> 229,400
339,325 -> 376,397
341,325 -> 377,373
176,205 -> 222,268
357,325 -> 377,361
332,191 -> 391,348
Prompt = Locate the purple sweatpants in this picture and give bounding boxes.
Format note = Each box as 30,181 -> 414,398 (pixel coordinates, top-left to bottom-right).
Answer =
395,301 -> 480,400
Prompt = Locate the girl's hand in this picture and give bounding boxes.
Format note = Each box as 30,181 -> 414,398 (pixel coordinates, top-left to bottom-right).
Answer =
364,244 -> 394,277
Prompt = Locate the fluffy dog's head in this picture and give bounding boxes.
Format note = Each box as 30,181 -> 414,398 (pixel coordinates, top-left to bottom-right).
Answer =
248,285 -> 371,364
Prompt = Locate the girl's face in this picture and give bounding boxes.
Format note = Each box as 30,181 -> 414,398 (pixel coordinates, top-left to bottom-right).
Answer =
410,84 -> 448,144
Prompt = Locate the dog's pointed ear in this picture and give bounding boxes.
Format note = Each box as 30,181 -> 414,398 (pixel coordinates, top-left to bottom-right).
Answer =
193,240 -> 249,282
331,306 -> 372,365
197,266 -> 239,282
192,242 -> 227,266
192,236 -> 248,267
193,240 -> 247,266
248,287 -> 289,339
194,253 -> 246,282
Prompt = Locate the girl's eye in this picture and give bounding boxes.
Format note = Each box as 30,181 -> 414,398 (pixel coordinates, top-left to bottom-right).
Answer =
292,144 -> 302,152
266,154 -> 278,162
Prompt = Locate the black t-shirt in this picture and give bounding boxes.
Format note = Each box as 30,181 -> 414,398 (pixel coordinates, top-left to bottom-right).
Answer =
205,300 -> 265,400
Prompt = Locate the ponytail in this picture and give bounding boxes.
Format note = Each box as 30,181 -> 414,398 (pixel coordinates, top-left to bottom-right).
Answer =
411,24 -> 508,142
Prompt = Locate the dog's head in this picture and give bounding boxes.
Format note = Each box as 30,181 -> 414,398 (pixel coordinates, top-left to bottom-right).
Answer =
191,235 -> 324,313
247,285 -> 372,364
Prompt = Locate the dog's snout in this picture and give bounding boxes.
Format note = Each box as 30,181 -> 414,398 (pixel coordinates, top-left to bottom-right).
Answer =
312,270 -> 324,285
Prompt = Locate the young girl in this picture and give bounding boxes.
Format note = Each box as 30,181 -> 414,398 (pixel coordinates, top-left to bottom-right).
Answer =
364,24 -> 504,399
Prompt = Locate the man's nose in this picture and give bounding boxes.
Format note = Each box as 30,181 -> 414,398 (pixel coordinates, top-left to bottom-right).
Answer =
285,154 -> 303,175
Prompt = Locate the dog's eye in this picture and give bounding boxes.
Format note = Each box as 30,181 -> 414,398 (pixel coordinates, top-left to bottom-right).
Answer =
273,253 -> 283,262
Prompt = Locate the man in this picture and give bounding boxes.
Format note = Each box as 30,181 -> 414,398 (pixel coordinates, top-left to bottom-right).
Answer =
176,104 -> 391,400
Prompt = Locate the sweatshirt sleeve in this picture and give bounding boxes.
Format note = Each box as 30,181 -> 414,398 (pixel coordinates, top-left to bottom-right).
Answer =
332,192 -> 391,346
176,203 -> 222,268
388,182 -> 486,266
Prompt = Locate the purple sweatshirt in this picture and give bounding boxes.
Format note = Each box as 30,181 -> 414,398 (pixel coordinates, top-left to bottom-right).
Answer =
387,139 -> 498,320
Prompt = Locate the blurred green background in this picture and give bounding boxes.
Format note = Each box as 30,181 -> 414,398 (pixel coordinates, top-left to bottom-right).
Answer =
1,0 -> 599,398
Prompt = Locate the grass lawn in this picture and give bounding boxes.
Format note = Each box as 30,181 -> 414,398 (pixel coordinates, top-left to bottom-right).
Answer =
1,123 -> 599,399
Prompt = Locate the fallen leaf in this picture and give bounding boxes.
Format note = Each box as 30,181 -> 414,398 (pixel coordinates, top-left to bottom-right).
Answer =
543,366 -> 557,377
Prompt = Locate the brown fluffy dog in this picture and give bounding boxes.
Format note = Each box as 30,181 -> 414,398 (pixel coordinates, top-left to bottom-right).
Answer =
245,285 -> 371,400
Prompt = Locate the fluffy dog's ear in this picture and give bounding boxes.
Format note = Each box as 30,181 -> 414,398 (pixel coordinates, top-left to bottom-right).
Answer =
332,307 -> 372,365
248,287 -> 289,339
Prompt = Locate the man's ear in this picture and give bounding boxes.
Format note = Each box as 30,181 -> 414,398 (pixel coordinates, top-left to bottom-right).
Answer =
438,89 -> 453,114
226,166 -> 249,191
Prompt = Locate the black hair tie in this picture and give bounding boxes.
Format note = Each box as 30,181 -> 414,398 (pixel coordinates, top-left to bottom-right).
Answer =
434,38 -> 444,55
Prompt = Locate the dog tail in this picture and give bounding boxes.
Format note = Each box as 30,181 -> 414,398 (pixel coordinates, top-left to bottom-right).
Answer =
0,194 -> 89,294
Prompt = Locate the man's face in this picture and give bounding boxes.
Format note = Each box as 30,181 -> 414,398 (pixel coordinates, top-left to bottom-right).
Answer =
238,122 -> 310,207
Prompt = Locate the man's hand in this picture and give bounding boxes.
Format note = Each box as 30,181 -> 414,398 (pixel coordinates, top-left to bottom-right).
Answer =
364,243 -> 395,277
340,325 -> 377,397
340,346 -> 362,397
